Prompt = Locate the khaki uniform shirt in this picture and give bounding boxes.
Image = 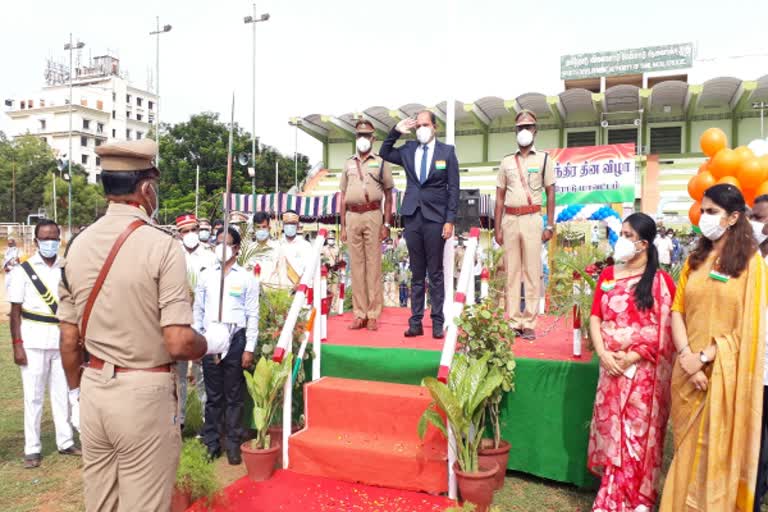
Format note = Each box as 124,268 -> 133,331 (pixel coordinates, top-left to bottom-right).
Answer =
340,153 -> 394,205
496,147 -> 556,207
58,203 -> 193,368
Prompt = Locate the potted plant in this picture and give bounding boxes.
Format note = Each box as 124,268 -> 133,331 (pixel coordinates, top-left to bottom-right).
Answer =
418,353 -> 503,512
241,353 -> 294,481
173,439 -> 220,512
455,300 -> 515,490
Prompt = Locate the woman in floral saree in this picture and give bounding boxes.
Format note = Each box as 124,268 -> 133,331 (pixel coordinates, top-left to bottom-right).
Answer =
588,212 -> 676,512
660,184 -> 766,511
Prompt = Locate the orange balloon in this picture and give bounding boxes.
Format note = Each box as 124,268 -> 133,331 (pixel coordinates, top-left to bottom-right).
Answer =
710,148 -> 740,179
755,180 -> 768,199
700,128 -> 728,157
759,155 -> 768,181
689,201 -> 701,226
743,188 -> 757,207
688,171 -> 716,201
737,157 -> 765,191
734,145 -> 755,162
697,160 -> 710,174
717,175 -> 741,190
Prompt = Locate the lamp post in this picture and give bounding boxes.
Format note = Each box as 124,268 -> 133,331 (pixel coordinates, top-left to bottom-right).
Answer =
244,5 -> 270,210
149,18 -> 172,165
754,101 -> 768,138
64,35 -> 84,238
292,119 -> 301,189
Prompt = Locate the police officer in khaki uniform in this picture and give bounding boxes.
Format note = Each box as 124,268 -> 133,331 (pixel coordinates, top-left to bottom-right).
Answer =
494,110 -> 556,340
340,119 -> 394,331
57,139 -> 210,512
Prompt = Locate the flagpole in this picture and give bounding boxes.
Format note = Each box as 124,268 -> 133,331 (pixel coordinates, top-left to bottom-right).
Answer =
218,93 -> 236,322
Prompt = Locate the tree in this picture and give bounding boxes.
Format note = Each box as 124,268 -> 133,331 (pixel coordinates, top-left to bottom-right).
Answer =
157,112 -> 309,222
0,133 -> 59,223
43,174 -> 107,227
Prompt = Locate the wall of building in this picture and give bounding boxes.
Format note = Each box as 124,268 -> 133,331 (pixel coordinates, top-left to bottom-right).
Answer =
454,134 -> 483,164
737,117 -> 765,146
690,119 -> 731,152
488,132 -> 516,161
328,142 -> 352,169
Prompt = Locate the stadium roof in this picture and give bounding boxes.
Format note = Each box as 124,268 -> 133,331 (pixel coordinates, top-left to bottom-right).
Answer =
290,75 -> 768,143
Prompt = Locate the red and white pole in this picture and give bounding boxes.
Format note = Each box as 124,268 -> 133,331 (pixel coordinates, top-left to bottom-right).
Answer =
480,267 -> 489,300
320,266 -> 328,343
572,273 -> 582,358
337,264 -> 346,316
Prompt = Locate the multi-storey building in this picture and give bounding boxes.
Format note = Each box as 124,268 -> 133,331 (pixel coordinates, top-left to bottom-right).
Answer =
4,55 -> 158,183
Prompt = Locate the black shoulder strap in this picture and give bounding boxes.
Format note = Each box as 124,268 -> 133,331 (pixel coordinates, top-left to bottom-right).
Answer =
20,261 -> 58,315
543,152 -> 549,183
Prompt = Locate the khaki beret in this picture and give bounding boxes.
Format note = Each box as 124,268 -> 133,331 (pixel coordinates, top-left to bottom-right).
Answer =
354,119 -> 375,135
95,139 -> 158,172
515,110 -> 538,126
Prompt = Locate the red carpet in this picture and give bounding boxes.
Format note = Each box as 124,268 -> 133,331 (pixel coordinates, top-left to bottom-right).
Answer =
289,377 -> 447,493
327,307 -> 591,361
190,470 -> 456,512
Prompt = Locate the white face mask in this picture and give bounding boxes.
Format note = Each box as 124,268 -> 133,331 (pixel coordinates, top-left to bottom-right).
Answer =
751,220 -> 768,245
182,232 -> 199,250
328,239 -> 336,246
699,213 -> 727,241
356,137 -> 371,153
517,129 -> 534,148
416,126 -> 433,145
198,230 -> 211,242
215,244 -> 234,264
613,237 -> 641,262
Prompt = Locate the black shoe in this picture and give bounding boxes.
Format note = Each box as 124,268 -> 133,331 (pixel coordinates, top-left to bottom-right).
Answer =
432,328 -> 445,339
23,453 -> 41,469
58,445 -> 82,456
404,326 -> 424,337
226,447 -> 242,465
206,447 -> 221,462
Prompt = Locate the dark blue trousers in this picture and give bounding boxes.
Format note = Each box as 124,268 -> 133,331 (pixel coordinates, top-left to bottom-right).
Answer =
202,329 -> 246,453
403,209 -> 445,330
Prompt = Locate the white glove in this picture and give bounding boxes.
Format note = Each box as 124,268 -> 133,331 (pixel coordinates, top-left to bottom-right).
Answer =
204,321 -> 232,356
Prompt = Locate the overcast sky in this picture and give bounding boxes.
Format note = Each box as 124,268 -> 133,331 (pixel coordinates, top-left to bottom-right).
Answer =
2,0 -> 767,165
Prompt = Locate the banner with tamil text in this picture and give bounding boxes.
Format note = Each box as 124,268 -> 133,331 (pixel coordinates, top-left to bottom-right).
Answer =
551,143 -> 636,205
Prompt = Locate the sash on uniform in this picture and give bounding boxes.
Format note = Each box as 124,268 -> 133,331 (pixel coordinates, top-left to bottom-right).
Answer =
286,259 -> 300,285
19,261 -> 59,324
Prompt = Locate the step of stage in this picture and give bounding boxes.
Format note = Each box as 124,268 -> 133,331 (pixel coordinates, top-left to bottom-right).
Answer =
288,377 -> 448,494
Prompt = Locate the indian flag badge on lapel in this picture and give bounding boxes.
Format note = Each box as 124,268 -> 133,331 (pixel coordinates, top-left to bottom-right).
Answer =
600,280 -> 616,292
368,161 -> 380,168
435,160 -> 447,170
708,269 -> 729,283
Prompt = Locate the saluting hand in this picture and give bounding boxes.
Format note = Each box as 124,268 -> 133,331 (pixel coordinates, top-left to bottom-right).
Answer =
13,344 -> 27,366
396,118 -> 417,135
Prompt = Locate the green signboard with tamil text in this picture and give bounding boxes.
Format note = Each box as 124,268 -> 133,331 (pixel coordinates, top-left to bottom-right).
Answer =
561,43 -> 693,80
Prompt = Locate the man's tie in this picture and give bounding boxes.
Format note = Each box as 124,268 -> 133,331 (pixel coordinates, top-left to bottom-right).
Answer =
419,144 -> 429,184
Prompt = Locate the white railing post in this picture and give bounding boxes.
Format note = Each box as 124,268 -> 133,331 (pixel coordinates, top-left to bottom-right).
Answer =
312,257 -> 322,380
281,368 -> 292,468
320,266 -> 328,343
572,273 -> 582,358
480,267 -> 489,300
436,226 -> 479,501
337,265 -> 346,315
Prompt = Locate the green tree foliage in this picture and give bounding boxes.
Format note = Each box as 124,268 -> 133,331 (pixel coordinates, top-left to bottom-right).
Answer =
0,133 -> 60,223
43,173 -> 108,227
157,112 -> 309,223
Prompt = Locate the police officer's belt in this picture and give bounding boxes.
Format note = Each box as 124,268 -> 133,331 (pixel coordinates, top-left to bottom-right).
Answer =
21,309 -> 60,324
505,205 -> 541,216
20,261 -> 58,315
88,354 -> 171,373
347,200 -> 381,214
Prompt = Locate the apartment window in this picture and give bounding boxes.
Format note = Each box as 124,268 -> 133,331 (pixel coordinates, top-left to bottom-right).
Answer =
136,113 -> 143,122
566,131 -> 596,148
148,101 -> 154,110
81,136 -> 88,147
126,111 -> 131,119
39,119 -> 47,130
81,154 -> 88,165
112,110 -> 116,119
28,100 -> 34,108
83,119 -> 91,130
97,122 -> 104,134
126,94 -> 132,103
40,99 -> 46,107
96,156 -> 101,167
126,129 -> 132,140
95,139 -> 102,147
20,101 -> 26,109
112,129 -> 116,138
137,97 -> 143,107
650,126 -> 683,154
112,92 -> 116,102
137,131 -> 143,140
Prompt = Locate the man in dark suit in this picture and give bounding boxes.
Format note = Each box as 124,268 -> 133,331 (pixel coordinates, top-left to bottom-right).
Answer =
379,110 -> 460,339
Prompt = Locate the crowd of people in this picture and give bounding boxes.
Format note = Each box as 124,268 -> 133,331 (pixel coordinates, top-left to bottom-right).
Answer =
5,113 -> 768,512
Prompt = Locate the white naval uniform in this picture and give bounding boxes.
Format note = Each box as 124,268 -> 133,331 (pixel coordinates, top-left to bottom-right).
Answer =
7,252 -> 76,456
276,235 -> 313,287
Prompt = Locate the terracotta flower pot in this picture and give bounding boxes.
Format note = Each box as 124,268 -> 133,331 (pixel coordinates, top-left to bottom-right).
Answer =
170,486 -> 192,512
478,439 -> 511,490
268,424 -> 300,468
241,439 -> 281,481
454,461 -> 499,512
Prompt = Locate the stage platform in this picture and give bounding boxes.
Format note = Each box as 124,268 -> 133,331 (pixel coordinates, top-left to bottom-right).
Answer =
320,307 -> 600,489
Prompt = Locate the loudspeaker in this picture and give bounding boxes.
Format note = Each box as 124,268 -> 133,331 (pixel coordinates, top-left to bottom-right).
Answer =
456,189 -> 480,235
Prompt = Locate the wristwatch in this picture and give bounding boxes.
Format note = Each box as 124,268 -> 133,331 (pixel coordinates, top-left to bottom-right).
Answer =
384,223 -> 391,228
545,225 -> 555,232
699,350 -> 710,365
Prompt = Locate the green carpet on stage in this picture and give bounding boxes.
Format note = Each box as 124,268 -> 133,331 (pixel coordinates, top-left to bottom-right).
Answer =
320,344 -> 600,489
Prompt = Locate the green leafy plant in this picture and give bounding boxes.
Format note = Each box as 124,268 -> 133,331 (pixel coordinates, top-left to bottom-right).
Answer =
455,300 -> 515,448
418,353 -> 503,473
183,387 -> 204,438
237,223 -> 273,268
243,354 -> 294,450
176,439 -> 220,505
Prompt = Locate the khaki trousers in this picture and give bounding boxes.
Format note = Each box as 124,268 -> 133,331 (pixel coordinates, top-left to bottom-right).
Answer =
81,365 -> 181,512
346,209 -> 383,320
502,213 -> 543,330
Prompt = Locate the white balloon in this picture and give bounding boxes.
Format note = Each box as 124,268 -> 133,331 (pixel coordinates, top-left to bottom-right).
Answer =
748,139 -> 768,157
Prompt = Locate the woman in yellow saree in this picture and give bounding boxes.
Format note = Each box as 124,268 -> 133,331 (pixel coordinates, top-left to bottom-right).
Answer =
660,184 -> 766,511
